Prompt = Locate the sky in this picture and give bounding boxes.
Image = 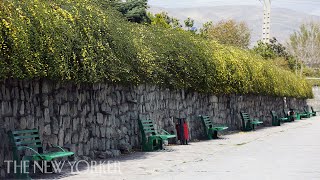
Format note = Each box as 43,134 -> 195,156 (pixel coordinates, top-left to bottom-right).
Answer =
148,0 -> 320,16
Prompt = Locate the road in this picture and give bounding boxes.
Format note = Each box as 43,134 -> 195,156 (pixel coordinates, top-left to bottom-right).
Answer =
58,116 -> 320,180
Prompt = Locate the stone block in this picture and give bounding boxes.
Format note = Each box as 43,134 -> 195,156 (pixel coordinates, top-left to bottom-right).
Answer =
43,124 -> 51,136
51,117 -> 59,135
84,143 -> 90,156
94,138 -> 99,150
2,101 -> 12,117
26,115 -> 34,130
100,127 -> 106,138
97,113 -> 104,125
106,139 -> 111,149
89,138 -> 94,149
20,90 -> 25,100
86,113 -> 93,124
78,144 -> 83,156
34,82 -> 39,94
19,117 -> 27,129
95,125 -> 100,137
42,82 -> 50,94
43,97 -> 49,107
44,108 -> 50,123
63,117 -> 71,129
60,103 -> 69,116
72,133 -> 79,144
49,135 -> 58,145
101,138 -> 106,151
64,129 -> 71,144
121,126 -> 128,135
0,169 -> 5,179
72,118 -> 79,131
58,129 -> 64,146
12,99 -> 18,115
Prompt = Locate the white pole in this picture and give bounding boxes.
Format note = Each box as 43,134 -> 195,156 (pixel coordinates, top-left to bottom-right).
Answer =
262,0 -> 271,43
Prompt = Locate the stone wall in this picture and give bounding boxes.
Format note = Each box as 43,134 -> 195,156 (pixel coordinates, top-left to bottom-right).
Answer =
0,79 -> 307,178
307,86 -> 320,111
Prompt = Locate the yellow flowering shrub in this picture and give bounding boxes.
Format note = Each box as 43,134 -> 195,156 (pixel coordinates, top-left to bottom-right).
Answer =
0,0 -> 313,98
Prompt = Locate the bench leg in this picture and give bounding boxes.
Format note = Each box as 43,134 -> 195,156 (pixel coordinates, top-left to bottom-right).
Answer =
272,119 -> 279,126
144,137 -> 162,151
213,131 -> 218,139
244,121 -> 251,131
153,138 -> 162,151
159,139 -> 163,150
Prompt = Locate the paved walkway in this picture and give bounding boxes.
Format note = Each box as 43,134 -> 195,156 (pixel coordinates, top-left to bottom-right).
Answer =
59,116 -> 320,180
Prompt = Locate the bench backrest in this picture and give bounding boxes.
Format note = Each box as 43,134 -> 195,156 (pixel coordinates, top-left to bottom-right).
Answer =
8,129 -> 43,152
240,112 -> 250,122
138,119 -> 158,140
270,111 -> 278,119
200,116 -> 213,129
8,129 -> 43,160
240,112 -> 251,129
270,111 -> 279,120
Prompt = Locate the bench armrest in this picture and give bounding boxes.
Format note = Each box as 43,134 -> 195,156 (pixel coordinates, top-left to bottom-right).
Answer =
48,143 -> 69,152
51,144 -> 68,152
19,146 -> 44,159
159,129 -> 171,135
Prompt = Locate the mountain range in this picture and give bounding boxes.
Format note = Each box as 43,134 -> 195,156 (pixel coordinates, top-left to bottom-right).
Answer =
149,5 -> 320,45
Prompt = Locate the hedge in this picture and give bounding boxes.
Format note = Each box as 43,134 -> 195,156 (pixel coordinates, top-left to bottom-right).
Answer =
0,0 -> 313,98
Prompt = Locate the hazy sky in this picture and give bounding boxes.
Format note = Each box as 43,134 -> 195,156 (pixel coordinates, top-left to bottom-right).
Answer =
148,0 -> 320,16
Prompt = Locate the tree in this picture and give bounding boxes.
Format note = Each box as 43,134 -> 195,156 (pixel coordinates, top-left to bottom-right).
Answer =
253,38 -> 290,59
253,37 -> 298,71
287,22 -> 320,75
148,12 -> 182,29
200,20 -> 251,49
109,0 -> 150,23
171,18 -> 182,29
184,17 -> 194,31
199,21 -> 213,38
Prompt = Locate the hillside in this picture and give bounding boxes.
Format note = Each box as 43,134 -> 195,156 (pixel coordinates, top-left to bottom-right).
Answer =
149,5 -> 320,45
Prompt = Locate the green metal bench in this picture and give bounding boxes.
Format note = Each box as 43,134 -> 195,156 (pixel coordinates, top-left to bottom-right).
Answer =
240,112 -> 263,131
138,119 -> 176,152
289,107 -> 310,119
270,111 -> 282,126
270,111 -> 280,126
311,106 -> 317,116
300,107 -> 311,118
8,129 -> 74,179
283,109 -> 299,121
199,115 -> 228,139
303,107 -> 313,117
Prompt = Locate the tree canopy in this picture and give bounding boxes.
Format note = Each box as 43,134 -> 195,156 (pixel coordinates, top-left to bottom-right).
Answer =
253,38 -> 297,71
200,20 -> 251,49
287,22 -> 320,68
106,0 -> 150,23
148,12 -> 182,29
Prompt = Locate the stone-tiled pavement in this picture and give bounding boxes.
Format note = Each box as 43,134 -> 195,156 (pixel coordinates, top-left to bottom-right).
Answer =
57,116 -> 320,180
